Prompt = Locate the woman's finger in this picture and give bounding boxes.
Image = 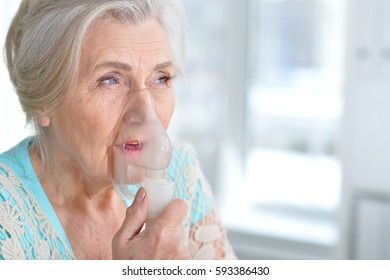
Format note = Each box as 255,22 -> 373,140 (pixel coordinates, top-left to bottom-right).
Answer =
117,187 -> 148,240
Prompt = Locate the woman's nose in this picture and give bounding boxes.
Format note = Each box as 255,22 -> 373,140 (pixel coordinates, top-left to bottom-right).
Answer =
122,90 -> 157,125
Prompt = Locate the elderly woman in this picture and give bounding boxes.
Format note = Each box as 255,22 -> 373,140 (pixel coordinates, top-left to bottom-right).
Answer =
0,0 -> 235,260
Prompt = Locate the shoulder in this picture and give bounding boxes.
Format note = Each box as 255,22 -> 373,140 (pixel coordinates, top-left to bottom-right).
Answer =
0,162 -> 34,259
0,161 -> 35,218
170,141 -> 200,169
169,142 -> 216,225
0,137 -> 39,212
168,141 -> 213,200
168,141 -> 203,183
0,145 -> 30,206
0,162 -> 23,194
168,141 -> 201,192
0,137 -> 33,178
0,162 -> 74,260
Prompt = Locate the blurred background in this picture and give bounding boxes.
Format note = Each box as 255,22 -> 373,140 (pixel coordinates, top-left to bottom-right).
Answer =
2,0 -> 390,259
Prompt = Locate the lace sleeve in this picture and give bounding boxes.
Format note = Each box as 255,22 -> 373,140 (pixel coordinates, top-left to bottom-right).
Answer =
170,144 -> 236,260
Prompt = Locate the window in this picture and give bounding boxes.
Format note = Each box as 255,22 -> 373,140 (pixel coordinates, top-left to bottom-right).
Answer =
177,0 -> 346,258
169,0 -> 229,187
244,0 -> 345,212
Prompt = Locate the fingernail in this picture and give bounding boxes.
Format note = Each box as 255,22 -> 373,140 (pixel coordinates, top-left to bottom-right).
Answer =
135,187 -> 146,205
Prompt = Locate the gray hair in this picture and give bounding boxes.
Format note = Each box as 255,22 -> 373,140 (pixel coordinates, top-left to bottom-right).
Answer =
5,0 -> 186,167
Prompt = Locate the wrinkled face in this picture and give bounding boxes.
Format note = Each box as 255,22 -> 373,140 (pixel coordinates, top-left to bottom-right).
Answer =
45,19 -> 176,185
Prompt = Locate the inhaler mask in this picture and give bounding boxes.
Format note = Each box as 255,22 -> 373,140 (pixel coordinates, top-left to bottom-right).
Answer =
111,90 -> 174,217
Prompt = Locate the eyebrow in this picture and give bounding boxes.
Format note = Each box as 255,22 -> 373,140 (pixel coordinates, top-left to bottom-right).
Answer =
154,61 -> 174,71
94,61 -> 174,72
94,61 -> 132,72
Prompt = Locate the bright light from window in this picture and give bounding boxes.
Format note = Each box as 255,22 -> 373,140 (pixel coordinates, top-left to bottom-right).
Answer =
245,0 -> 346,213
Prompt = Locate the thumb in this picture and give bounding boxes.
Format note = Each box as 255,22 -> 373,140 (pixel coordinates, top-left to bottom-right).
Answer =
117,187 -> 148,241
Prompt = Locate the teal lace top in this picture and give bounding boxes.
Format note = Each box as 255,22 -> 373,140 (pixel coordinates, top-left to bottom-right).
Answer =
0,137 -> 235,260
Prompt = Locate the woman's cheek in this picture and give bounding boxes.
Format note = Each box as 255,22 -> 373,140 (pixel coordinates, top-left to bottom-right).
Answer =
159,94 -> 175,128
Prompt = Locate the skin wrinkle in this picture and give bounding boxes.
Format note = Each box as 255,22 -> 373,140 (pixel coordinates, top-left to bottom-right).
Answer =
84,19 -> 174,83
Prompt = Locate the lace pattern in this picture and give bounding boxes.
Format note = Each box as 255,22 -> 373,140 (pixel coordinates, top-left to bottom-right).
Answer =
170,144 -> 236,259
0,141 -> 236,260
0,163 -> 74,259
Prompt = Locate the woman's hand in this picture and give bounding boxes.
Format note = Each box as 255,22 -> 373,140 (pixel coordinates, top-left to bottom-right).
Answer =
112,187 -> 191,259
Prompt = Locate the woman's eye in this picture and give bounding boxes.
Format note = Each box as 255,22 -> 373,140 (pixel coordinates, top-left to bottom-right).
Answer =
155,76 -> 168,85
101,77 -> 119,85
155,75 -> 174,86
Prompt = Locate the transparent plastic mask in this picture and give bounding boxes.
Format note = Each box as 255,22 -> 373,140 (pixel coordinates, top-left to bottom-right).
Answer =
111,89 -> 172,202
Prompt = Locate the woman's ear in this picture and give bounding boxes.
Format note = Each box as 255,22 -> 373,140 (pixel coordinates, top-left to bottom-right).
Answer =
36,109 -> 51,127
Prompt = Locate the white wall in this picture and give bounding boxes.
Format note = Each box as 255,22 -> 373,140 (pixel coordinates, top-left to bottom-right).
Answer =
340,0 -> 390,259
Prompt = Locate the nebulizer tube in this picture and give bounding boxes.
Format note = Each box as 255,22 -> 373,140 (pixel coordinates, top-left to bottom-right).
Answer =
111,90 -> 174,217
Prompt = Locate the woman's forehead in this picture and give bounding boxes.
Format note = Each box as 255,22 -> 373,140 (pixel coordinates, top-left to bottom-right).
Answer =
80,18 -> 174,73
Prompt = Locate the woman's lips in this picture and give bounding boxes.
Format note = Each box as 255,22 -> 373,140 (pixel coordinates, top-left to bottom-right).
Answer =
120,139 -> 142,152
